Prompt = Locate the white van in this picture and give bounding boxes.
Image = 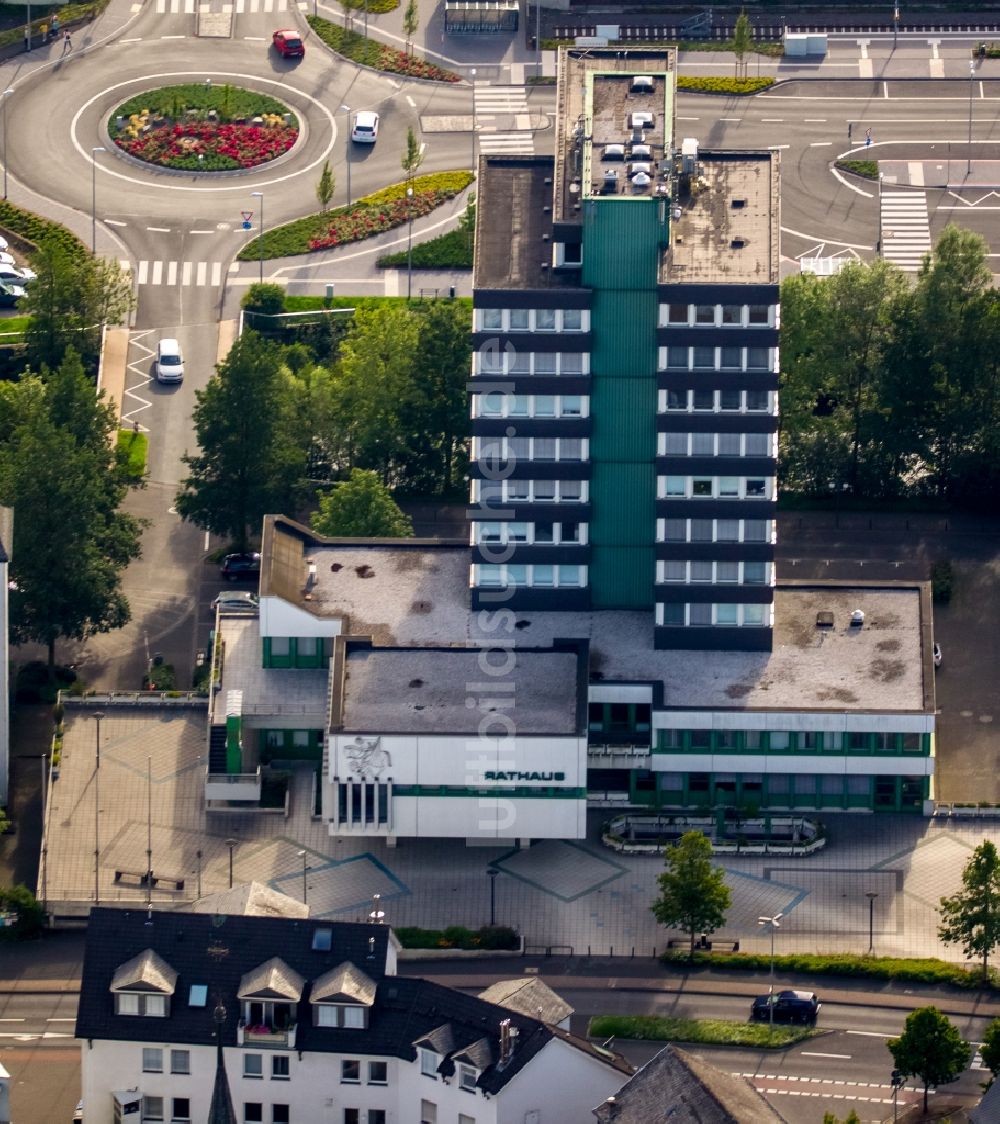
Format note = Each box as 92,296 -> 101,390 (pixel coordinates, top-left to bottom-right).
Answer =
156,338 -> 184,383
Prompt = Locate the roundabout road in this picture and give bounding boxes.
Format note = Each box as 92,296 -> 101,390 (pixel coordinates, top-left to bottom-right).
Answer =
6,6 -> 475,326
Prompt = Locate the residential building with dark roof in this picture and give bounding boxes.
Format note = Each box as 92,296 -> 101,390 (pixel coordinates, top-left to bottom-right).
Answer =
76,908 -> 630,1124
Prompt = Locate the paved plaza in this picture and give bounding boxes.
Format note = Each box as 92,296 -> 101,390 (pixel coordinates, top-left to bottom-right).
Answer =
38,699 -> 1000,962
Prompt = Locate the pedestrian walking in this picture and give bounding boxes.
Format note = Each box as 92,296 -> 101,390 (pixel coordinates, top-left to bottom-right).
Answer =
40,21 -> 48,43
62,28 -> 72,53
50,13 -> 61,40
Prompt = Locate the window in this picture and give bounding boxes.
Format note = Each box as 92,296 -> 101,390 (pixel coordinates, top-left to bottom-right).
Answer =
170,1049 -> 190,1075
664,476 -> 685,497
481,309 -> 502,330
143,1047 -> 163,1073
695,304 -> 715,324
748,304 -> 769,324
558,565 -> 582,587
744,604 -> 767,625
661,602 -> 684,626
718,477 -> 738,497
770,732 -> 790,750
560,522 -> 580,543
666,388 -> 686,410
666,345 -> 688,368
748,346 -> 770,370
508,394 -> 530,417
343,1113 -> 360,1124
561,480 -> 583,501
368,1113 -> 387,1124
746,478 -> 767,497
509,308 -> 529,330
421,1048 -> 438,1078
562,308 -> 582,330
533,352 -> 556,373
848,732 -> 869,751
690,519 -> 713,542
720,346 -> 741,369
721,305 -> 742,325
689,603 -> 712,626
692,478 -> 713,496
458,1064 -> 478,1092
171,1100 -> 191,1123
664,519 -> 686,541
746,390 -> 770,412
718,433 -> 740,456
692,389 -> 713,411
693,346 -> 714,368
534,480 -> 556,500
479,522 -> 502,544
533,438 -> 556,460
143,1097 -> 164,1123
717,561 -> 738,582
720,389 -> 740,411
561,351 -> 583,373
272,1107 -> 289,1124
244,1107 -> 263,1124
534,522 -> 554,543
691,561 -> 712,582
561,438 -> 584,461
420,1102 -> 437,1124
342,1060 -> 361,1084
716,603 -> 738,624
744,520 -> 768,542
902,733 -> 921,751
745,432 -> 770,456
368,1060 -> 388,1085
691,433 -> 713,455
744,562 -> 767,584
561,395 -> 583,417
271,1056 -> 289,1080
533,565 -> 554,587
664,561 -> 685,582
116,992 -> 167,1017
535,308 -> 556,331
717,519 -> 739,542
667,303 -> 688,324
243,1054 -> 263,1079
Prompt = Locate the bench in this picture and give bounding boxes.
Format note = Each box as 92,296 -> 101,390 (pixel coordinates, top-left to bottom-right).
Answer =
114,870 -> 184,892
667,938 -> 740,952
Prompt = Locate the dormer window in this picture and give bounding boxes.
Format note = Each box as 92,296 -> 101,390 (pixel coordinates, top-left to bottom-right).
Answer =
237,958 -> 305,1049
315,1003 -> 365,1028
311,961 -> 376,1031
458,1063 -> 478,1092
110,949 -> 177,1018
420,1048 -> 439,1078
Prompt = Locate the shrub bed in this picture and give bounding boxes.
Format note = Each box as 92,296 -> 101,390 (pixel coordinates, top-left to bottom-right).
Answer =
676,76 -> 774,94
0,201 -> 87,262
378,199 -> 474,268
117,429 -> 148,481
931,560 -> 953,604
238,171 -> 473,260
660,949 -> 993,989
306,15 -> 461,81
588,1015 -> 813,1049
836,159 -> 879,180
395,924 -> 519,951
109,85 -> 297,172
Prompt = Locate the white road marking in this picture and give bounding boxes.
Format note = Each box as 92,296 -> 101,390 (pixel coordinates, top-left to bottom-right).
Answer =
212,262 -> 223,285
0,1019 -> 25,1023
166,260 -> 178,286
804,118 -> 827,122
181,261 -> 193,286
106,219 -> 128,226
189,229 -> 214,234
406,95 -> 416,107
147,226 -> 171,233
847,1030 -> 895,1038
809,141 -> 834,146
151,261 -> 163,285
761,117 -> 784,122
196,261 -> 208,286
419,141 -> 426,156
120,36 -> 142,43
801,1051 -> 851,1059
676,116 -> 699,121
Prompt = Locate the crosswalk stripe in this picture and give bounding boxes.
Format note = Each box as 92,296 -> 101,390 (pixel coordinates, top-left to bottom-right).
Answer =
151,261 -> 163,285
211,261 -> 222,286
132,260 -> 226,286
881,188 -> 931,272
166,261 -> 178,287
196,261 -> 208,286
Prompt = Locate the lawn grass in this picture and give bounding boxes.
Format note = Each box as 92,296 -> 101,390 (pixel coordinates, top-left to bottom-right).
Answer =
0,315 -> 30,337
117,429 -> 148,481
111,84 -> 294,125
588,1014 -> 815,1049
836,159 -> 879,180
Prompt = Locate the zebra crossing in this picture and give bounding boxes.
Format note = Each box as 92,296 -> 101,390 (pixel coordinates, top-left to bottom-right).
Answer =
154,0 -> 291,13
475,84 -> 534,155
880,189 -> 931,273
122,260 -> 225,288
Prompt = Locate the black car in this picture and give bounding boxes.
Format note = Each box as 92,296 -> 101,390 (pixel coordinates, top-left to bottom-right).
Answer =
220,552 -> 261,580
750,989 -> 820,1024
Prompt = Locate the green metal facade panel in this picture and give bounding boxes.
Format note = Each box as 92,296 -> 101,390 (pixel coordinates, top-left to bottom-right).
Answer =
583,201 -> 660,608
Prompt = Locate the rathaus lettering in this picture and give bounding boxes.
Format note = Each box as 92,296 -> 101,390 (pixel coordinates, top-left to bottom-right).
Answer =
484,771 -> 566,782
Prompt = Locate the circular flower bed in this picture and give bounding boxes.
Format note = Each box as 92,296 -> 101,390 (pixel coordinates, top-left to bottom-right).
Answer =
109,84 -> 299,171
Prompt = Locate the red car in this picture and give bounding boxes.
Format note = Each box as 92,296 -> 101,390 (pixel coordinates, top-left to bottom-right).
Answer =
272,28 -> 304,58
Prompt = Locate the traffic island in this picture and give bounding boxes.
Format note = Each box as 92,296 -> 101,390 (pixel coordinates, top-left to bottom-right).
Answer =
587,1014 -> 817,1050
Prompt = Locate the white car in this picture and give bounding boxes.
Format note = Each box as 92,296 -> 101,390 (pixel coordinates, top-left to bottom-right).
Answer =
155,338 -> 184,384
0,265 -> 33,285
0,252 -> 16,266
351,110 -> 379,144
212,590 -> 259,612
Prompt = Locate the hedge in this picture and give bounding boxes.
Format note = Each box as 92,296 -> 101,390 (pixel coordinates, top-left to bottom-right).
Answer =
282,295 -> 472,312
377,225 -> 473,269
394,924 -> 519,951
836,159 -> 879,181
661,949 -> 994,990
306,16 -> 461,82
238,171 -> 474,260
676,76 -> 774,94
588,1015 -> 813,1049
117,429 -> 148,481
344,0 -> 398,11
0,200 -> 88,263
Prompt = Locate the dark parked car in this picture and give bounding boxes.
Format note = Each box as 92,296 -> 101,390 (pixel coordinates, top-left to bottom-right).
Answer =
750,989 -> 820,1024
221,552 -> 261,580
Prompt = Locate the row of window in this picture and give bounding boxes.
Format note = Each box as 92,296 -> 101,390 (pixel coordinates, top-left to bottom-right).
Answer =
242,1053 -> 292,1080
657,517 -> 775,544
657,560 -> 772,585
142,1048 -> 190,1074
660,389 -> 775,414
475,479 -> 587,504
658,729 -> 926,752
659,431 -> 774,458
475,564 -> 585,589
475,350 -> 586,376
474,437 -> 587,463
474,393 -> 587,419
141,1096 -> 190,1123
659,475 -> 773,501
477,521 -> 584,546
655,602 -> 772,627
478,308 -> 587,332
421,1046 -> 478,1092
661,303 -> 773,328
659,345 -> 775,372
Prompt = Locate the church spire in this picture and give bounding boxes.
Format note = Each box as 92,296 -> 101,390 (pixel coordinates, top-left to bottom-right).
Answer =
207,1001 -> 237,1124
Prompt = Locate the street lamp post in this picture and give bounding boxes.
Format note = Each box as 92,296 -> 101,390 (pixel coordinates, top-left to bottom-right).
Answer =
298,849 -> 308,905
757,913 -> 782,1031
91,146 -> 106,255
488,867 -> 498,926
2,88 -> 14,201
92,711 -> 105,905
195,849 -> 203,899
406,186 -> 414,301
967,59 -> 975,176
369,893 -> 385,924
340,104 -> 352,205
891,1069 -> 905,1121
251,191 -> 264,284
866,891 -> 878,954
470,68 -> 476,174
893,4 -> 900,48
226,837 -> 237,889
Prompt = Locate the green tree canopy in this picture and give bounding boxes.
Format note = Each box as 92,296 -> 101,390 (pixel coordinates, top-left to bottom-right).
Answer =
316,160 -> 335,212
175,331 -> 307,548
20,237 -> 134,372
732,9 -> 751,77
311,469 -> 413,537
403,0 -> 419,56
401,126 -> 423,182
888,1006 -> 970,1113
939,839 -> 1000,976
0,351 -> 144,665
651,830 -> 732,958
980,1017 -> 1000,1084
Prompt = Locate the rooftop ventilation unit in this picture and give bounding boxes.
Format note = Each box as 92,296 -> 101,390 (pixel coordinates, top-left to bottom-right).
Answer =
631,74 -> 655,93
631,143 -> 652,160
730,238 -> 746,249
850,609 -> 865,627
603,170 -> 618,194
629,162 -> 652,176
630,111 -> 654,130
731,197 -> 747,209
631,171 -> 652,188
604,143 -> 625,161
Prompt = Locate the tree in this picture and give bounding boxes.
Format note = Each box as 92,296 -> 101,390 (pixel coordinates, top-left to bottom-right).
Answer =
732,9 -> 751,78
316,160 -> 335,212
175,331 -> 307,549
651,831 -> 731,958
888,1006 -> 970,1114
0,352 -> 144,666
980,1018 -> 1000,1086
822,1113 -> 859,1124
20,236 -> 134,373
401,126 -> 423,183
311,469 -> 413,537
0,884 -> 46,940
403,0 -> 419,57
241,283 -> 286,317
939,839 -> 1000,977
